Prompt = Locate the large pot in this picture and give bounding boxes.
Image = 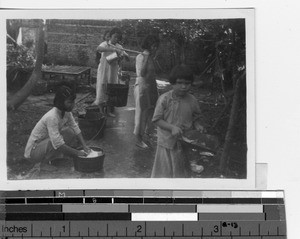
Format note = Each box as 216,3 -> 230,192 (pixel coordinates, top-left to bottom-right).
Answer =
73,146 -> 105,173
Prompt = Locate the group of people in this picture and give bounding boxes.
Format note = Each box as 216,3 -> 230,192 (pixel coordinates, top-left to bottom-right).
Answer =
24,27 -> 205,178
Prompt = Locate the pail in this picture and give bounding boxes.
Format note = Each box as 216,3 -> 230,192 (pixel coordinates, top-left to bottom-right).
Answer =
78,107 -> 106,140
106,84 -> 129,107
106,52 -> 119,64
73,146 -> 105,173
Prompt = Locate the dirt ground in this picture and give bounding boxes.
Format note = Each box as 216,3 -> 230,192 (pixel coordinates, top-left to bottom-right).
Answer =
6,71 -> 246,180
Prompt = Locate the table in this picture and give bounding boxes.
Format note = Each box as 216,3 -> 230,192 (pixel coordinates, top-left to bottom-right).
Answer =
42,65 -> 91,92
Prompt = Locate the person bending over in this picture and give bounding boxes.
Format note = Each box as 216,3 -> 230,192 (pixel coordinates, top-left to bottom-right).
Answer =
24,85 -> 91,171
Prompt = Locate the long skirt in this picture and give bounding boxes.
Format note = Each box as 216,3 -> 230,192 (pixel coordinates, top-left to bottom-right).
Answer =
133,84 -> 155,136
151,144 -> 188,178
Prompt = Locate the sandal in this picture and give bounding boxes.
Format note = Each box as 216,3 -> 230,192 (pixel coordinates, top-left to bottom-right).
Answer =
107,112 -> 116,118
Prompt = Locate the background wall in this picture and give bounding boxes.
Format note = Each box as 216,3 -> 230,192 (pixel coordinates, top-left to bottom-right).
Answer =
45,19 -> 118,68
43,19 -> 209,74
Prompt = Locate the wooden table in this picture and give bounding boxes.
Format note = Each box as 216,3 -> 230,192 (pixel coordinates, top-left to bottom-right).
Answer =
42,65 -> 91,92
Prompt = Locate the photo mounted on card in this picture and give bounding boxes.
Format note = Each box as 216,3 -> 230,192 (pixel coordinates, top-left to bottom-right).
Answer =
1,8 -> 255,190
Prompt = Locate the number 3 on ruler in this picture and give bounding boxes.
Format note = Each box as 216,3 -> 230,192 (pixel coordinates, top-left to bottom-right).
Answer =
214,225 -> 219,233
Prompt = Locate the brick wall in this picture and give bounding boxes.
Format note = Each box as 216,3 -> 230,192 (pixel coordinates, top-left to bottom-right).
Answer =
45,20 -> 121,68
44,19 -> 204,74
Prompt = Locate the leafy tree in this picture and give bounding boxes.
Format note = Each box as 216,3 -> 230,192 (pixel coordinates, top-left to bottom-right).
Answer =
7,20 -> 45,110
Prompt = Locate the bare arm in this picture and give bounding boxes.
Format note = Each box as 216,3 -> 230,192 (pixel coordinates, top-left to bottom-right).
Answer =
97,45 -> 121,53
122,51 -> 130,62
141,54 -> 149,77
57,133 -> 90,157
76,132 -> 91,153
58,144 -> 86,157
155,119 -> 183,137
137,53 -> 149,77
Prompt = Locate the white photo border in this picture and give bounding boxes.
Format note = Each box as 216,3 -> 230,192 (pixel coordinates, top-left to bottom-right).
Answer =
0,8 -> 256,190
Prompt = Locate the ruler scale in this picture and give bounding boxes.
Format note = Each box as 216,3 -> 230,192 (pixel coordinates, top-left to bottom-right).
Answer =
0,190 -> 286,239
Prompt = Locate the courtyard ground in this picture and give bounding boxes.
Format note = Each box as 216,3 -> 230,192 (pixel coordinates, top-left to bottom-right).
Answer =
6,71 -> 246,180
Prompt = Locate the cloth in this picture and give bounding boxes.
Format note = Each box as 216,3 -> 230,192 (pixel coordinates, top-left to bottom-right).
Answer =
28,128 -> 78,164
151,90 -> 201,178
133,52 -> 158,136
24,107 -> 81,159
94,40 -> 123,105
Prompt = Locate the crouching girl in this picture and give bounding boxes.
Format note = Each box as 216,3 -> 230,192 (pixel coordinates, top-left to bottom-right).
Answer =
151,65 -> 205,178
24,85 -> 91,171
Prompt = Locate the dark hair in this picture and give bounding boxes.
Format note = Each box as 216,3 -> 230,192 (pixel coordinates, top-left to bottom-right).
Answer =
169,64 -> 194,85
103,30 -> 110,40
141,35 -> 160,50
53,85 -> 76,111
109,27 -> 122,40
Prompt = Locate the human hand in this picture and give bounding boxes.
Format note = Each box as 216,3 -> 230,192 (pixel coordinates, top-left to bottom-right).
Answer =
115,49 -> 123,55
83,146 -> 91,154
171,125 -> 183,137
77,150 -> 88,157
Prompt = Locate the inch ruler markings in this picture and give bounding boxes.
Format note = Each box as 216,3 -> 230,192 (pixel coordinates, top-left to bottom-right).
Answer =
0,190 -> 286,238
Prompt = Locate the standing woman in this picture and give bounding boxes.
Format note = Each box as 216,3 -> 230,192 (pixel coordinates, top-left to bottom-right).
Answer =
134,35 -> 160,148
95,30 -> 110,66
92,27 -> 129,117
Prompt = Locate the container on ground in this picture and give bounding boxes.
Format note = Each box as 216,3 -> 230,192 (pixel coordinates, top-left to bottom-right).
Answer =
78,106 -> 106,140
73,146 -> 105,173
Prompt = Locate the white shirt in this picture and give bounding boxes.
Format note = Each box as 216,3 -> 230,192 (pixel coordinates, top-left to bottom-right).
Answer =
24,107 -> 81,158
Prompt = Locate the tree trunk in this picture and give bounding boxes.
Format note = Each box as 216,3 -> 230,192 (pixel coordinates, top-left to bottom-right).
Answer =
7,22 -> 44,110
219,71 -> 246,171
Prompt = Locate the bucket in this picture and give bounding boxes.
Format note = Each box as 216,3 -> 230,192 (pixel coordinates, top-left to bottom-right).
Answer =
106,84 -> 129,107
106,52 -> 119,64
73,146 -> 105,173
78,107 -> 106,140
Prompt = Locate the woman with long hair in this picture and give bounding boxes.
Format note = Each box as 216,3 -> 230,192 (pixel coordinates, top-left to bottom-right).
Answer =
92,27 -> 129,117
134,35 -> 160,148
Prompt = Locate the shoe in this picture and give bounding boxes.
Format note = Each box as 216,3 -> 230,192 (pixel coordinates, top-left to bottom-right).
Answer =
107,112 -> 116,118
40,162 -> 57,172
136,141 -> 149,149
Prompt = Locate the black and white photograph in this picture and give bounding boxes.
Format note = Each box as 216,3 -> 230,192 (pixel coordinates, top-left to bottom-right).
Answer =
1,9 -> 255,189
1,1 -> 300,237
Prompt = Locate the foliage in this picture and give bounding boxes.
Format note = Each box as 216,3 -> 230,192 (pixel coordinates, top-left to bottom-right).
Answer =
7,44 -> 35,69
120,19 -> 246,82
